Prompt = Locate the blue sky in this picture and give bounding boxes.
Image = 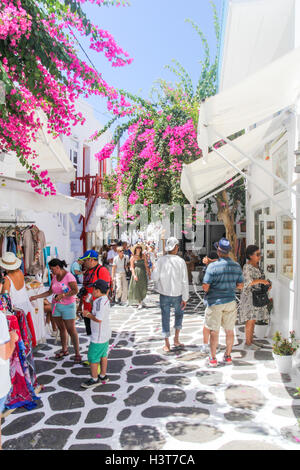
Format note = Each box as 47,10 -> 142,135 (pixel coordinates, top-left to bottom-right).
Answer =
78,0 -> 224,122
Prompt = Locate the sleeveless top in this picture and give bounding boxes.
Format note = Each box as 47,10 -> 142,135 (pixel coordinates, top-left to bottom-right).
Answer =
6,275 -> 34,315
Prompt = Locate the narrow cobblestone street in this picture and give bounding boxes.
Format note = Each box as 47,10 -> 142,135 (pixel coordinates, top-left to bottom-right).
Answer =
2,286 -> 300,451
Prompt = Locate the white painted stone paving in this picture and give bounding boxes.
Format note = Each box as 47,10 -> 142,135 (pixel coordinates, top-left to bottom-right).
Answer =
2,286 -> 300,450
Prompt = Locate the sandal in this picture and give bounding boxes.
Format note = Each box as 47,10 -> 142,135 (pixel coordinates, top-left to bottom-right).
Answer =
55,350 -> 69,359
73,355 -> 82,364
173,343 -> 185,349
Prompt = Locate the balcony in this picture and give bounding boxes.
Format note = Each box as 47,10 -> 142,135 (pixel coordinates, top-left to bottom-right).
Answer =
70,174 -> 107,199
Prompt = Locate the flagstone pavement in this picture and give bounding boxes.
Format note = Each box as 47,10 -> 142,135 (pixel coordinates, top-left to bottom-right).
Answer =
2,285 -> 300,451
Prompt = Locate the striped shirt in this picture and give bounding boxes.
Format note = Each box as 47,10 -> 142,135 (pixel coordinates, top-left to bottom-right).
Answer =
203,257 -> 243,306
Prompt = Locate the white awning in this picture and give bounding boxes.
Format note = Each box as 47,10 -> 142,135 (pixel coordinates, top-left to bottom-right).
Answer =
15,113 -> 75,184
0,177 -> 85,216
198,46 -> 300,159
182,117 -> 285,206
219,0 -> 295,91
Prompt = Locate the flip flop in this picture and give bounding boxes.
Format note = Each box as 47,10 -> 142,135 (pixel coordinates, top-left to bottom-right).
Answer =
55,350 -> 69,359
173,343 -> 185,349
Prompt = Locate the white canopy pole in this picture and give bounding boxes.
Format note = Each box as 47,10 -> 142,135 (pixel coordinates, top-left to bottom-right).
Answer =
212,146 -> 295,220
212,126 -> 300,199
197,174 -> 243,203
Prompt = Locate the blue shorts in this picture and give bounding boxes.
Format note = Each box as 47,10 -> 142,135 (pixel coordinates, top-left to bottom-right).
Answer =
0,394 -> 7,414
52,302 -> 76,320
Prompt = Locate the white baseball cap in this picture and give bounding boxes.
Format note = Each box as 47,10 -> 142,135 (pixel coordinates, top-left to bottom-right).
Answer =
165,237 -> 179,252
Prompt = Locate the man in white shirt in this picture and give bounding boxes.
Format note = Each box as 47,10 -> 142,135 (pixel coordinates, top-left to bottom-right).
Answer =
112,247 -> 130,305
151,237 -> 189,353
107,242 -> 118,275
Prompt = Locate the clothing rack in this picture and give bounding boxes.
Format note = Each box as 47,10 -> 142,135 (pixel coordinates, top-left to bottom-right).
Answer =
0,221 -> 36,227
0,221 -> 35,224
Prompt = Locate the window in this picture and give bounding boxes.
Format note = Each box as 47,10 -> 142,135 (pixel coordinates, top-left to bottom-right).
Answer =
280,216 -> 293,280
70,140 -> 79,176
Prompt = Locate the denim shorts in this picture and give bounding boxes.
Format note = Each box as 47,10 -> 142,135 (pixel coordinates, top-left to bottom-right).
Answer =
0,394 -> 7,414
52,302 -> 76,320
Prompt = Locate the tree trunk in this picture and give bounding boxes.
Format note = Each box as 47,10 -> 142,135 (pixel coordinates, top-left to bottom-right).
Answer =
215,190 -> 238,262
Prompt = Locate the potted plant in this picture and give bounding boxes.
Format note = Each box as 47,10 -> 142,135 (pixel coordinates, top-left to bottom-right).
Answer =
255,320 -> 269,339
272,331 -> 299,374
255,298 -> 273,339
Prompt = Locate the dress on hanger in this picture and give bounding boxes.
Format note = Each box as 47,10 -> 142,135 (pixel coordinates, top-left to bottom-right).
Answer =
23,226 -> 46,275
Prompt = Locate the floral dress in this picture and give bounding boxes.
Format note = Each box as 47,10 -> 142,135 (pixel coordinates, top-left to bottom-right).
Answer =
239,264 -> 269,323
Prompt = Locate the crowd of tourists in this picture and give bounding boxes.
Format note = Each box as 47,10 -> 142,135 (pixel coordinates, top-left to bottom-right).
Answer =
0,235 -> 272,442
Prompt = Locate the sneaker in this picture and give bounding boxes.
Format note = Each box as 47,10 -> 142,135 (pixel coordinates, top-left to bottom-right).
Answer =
98,375 -> 110,385
199,344 -> 210,355
137,304 -> 143,310
244,343 -> 261,350
207,356 -> 218,368
81,378 -> 100,389
223,354 -> 233,365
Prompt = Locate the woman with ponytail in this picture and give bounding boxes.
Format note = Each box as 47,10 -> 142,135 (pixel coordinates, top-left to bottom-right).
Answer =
30,259 -> 81,362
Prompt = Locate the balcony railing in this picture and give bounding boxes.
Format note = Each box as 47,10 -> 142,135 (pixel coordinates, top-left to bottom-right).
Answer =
71,174 -> 108,252
70,174 -> 106,198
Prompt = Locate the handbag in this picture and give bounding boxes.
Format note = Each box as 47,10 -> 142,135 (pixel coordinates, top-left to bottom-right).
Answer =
252,283 -> 269,307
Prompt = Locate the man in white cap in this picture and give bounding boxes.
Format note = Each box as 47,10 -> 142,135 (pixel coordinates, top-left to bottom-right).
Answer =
151,237 -> 189,353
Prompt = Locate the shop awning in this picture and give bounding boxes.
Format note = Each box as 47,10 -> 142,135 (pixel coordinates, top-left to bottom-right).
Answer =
181,117 -> 285,206
198,46 -> 300,159
15,113 -> 75,184
0,177 -> 85,216
219,0 -> 295,91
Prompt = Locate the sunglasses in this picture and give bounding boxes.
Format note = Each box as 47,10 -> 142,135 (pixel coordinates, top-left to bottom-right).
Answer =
255,252 -> 261,256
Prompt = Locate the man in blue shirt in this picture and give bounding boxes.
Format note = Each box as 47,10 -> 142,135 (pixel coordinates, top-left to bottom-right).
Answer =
202,238 -> 244,367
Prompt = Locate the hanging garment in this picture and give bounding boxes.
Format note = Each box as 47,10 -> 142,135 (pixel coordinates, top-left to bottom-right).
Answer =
14,308 -> 38,390
5,312 -> 40,410
15,230 -> 25,274
2,235 -> 7,256
23,226 -> 46,275
7,236 -> 17,255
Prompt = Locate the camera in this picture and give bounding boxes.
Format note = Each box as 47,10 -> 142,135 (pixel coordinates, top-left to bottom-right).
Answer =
77,286 -> 87,299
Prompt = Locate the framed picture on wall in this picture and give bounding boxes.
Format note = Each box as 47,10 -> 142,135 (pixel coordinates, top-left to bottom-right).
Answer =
272,140 -> 288,195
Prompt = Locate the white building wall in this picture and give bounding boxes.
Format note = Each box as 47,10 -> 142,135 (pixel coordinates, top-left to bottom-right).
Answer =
219,0 -> 300,337
246,113 -> 299,337
0,100 -> 112,265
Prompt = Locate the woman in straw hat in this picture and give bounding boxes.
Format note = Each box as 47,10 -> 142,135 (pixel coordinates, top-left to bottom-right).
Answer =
128,244 -> 150,309
0,252 -> 34,319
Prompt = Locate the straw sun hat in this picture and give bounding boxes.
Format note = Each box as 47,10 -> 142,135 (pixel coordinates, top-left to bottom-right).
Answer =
132,243 -> 146,254
0,252 -> 22,271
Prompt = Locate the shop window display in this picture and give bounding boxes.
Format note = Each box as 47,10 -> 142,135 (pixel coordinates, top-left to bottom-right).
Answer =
280,216 -> 293,280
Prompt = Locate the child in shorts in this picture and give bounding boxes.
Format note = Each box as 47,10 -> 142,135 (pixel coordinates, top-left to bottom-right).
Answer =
81,280 -> 111,389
